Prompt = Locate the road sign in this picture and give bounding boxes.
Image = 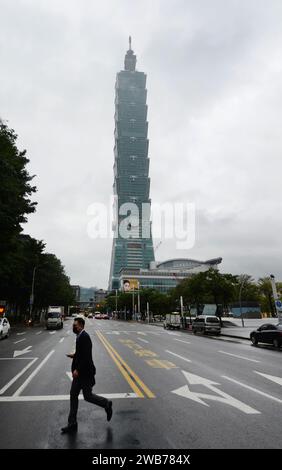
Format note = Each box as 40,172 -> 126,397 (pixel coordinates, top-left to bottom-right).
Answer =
275,300 -> 282,311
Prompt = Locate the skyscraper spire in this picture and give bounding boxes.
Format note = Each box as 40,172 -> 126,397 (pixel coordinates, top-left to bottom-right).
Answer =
124,36 -> 136,71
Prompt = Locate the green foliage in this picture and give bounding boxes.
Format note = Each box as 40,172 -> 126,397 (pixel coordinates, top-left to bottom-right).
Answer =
0,121 -> 74,318
170,269 -> 260,312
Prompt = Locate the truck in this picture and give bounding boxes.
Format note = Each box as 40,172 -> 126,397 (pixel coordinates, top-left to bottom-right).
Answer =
46,306 -> 64,330
163,312 -> 181,330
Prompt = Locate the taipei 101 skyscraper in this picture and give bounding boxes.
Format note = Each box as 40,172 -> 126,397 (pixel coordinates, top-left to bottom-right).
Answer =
108,38 -> 155,290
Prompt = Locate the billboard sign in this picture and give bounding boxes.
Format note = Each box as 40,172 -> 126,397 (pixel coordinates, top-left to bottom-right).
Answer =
122,279 -> 139,292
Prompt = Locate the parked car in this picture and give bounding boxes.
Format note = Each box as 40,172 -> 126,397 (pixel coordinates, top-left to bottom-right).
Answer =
88,313 -> 93,319
0,317 -> 10,339
101,313 -> 109,320
192,315 -> 221,335
250,323 -> 282,348
95,312 -> 102,319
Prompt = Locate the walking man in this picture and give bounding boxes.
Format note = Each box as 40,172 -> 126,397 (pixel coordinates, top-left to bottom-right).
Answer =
61,316 -> 112,434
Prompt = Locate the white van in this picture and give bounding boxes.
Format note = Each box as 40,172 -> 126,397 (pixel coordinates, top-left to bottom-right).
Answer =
192,315 -> 221,335
46,309 -> 63,329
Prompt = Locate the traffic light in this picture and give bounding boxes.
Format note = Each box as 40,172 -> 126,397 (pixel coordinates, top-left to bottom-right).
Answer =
0,306 -> 6,316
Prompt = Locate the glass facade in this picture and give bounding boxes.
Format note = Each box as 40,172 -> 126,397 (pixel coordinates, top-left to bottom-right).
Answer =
118,258 -> 222,293
109,42 -> 155,290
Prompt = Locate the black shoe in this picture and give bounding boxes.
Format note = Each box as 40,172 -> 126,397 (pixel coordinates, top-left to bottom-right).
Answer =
105,401 -> 113,422
61,423 -> 78,434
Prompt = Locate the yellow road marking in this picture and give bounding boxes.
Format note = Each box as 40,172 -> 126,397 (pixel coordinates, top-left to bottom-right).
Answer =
96,331 -> 144,398
145,359 -> 178,369
97,332 -> 155,399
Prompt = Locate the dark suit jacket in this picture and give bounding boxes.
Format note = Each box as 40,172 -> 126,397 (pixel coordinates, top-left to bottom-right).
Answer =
71,330 -> 96,387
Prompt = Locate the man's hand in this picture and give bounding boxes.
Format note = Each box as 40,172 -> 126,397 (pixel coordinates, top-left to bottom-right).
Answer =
72,369 -> 79,379
66,353 -> 74,358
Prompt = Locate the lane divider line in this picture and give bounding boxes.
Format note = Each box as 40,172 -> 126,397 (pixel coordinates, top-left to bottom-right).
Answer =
218,351 -> 260,363
14,339 -> 26,344
165,350 -> 191,363
97,331 -> 155,399
222,375 -> 282,404
173,339 -> 191,344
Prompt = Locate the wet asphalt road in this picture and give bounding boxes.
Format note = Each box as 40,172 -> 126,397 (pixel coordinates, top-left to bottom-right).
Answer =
0,317 -> 281,449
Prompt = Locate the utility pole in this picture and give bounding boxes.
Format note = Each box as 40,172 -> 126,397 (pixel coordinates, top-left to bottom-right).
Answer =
115,289 -> 118,318
29,267 -> 37,320
137,281 -> 140,321
180,295 -> 184,329
132,286 -> 135,321
239,275 -> 247,328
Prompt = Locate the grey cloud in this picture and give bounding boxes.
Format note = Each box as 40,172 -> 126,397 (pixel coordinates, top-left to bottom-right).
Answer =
1,0 -> 282,286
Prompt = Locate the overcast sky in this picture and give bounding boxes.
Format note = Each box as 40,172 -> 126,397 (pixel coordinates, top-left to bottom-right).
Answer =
1,0 -> 282,288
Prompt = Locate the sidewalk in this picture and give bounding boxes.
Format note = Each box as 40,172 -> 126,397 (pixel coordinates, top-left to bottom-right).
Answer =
148,317 -> 278,341
220,317 -> 278,340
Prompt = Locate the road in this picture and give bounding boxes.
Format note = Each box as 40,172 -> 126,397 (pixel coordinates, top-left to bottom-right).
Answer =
0,317 -> 281,449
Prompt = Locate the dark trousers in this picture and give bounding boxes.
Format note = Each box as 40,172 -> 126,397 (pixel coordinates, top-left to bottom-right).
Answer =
68,377 -> 109,425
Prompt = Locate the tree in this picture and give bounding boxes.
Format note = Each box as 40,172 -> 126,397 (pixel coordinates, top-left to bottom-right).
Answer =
0,120 -> 37,300
171,269 -> 257,314
258,277 -> 275,316
0,121 -> 75,320
33,253 -> 75,314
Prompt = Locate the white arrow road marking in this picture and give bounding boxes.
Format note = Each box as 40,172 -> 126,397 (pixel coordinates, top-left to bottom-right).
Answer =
14,339 -> 26,344
254,371 -> 282,386
66,372 -> 72,381
166,351 -> 191,363
222,376 -> 282,404
13,346 -> 32,358
218,351 -> 260,363
13,350 -> 55,397
174,339 -> 191,344
172,370 -> 260,414
0,358 -> 38,394
16,333 -> 25,336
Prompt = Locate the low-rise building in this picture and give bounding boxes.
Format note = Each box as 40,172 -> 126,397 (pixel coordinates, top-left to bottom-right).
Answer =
119,257 -> 222,293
